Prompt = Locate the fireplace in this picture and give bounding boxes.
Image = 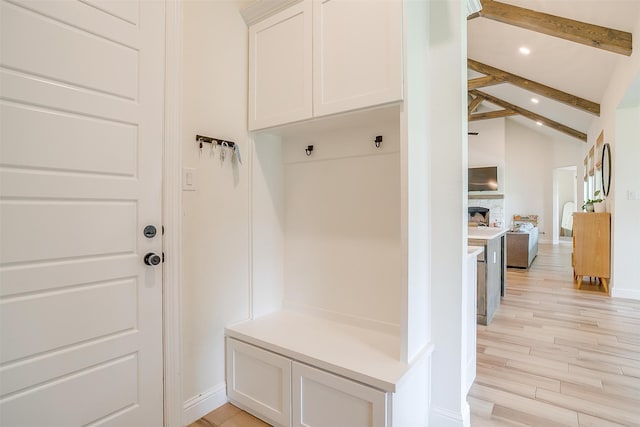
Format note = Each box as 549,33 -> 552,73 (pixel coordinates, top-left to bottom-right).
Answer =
469,207 -> 490,227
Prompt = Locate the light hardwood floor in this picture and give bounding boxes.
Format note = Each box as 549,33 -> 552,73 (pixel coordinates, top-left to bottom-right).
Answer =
186,403 -> 270,427
189,243 -> 640,426
471,242 -> 640,426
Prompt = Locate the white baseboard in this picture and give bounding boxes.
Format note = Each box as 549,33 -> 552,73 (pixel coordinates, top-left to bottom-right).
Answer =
611,287 -> 640,300
182,382 -> 227,426
430,404 -> 470,427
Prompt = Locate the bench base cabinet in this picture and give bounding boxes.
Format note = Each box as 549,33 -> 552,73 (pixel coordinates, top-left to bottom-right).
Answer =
293,362 -> 387,427
226,338 -> 291,426
227,337 -> 389,427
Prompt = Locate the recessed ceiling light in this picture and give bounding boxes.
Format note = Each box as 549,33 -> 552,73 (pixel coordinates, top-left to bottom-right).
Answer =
519,46 -> 531,55
536,121 -> 543,126
531,98 -> 539,104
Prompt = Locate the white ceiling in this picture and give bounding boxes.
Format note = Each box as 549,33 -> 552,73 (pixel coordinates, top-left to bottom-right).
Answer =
467,0 -> 640,142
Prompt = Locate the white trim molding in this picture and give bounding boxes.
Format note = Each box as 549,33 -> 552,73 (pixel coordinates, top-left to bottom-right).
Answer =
611,288 -> 640,300
182,383 -> 228,426
430,404 -> 470,427
164,1 -> 184,426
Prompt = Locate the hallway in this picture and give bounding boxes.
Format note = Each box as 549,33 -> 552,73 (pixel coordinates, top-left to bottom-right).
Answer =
470,243 -> 640,426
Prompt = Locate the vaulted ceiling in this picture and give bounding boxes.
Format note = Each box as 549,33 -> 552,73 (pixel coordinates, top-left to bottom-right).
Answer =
467,0 -> 640,143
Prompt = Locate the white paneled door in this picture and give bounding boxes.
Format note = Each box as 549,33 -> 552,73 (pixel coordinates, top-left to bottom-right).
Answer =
0,0 -> 165,425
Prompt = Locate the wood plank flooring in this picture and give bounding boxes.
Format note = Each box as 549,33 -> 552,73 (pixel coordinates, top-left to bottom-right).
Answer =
471,243 -> 640,426
188,243 -> 640,426
186,403 -> 270,427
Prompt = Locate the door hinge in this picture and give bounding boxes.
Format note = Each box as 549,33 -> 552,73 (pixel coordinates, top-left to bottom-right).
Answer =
162,252 -> 165,263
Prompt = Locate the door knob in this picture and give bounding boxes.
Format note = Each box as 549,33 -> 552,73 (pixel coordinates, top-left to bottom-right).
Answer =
144,252 -> 162,266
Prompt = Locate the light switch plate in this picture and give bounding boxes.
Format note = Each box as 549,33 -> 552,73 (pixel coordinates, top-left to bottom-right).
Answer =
183,168 -> 197,191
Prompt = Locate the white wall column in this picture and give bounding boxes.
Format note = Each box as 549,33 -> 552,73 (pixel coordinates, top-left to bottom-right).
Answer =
428,0 -> 469,426
612,98 -> 640,299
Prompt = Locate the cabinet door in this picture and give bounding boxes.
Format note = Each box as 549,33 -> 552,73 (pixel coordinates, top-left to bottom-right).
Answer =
573,213 -> 610,277
249,1 -> 312,130
226,338 -> 291,426
313,0 -> 403,117
292,362 -> 387,427
485,237 -> 501,324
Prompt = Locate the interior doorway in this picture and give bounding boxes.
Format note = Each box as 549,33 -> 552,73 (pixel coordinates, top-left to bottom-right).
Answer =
553,166 -> 578,244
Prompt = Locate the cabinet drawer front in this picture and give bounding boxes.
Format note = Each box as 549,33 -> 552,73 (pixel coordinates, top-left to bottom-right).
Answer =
292,362 -> 387,427
226,338 -> 291,426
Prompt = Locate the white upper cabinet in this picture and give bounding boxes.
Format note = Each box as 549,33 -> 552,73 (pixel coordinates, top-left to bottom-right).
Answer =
246,0 -> 403,131
313,0 -> 403,117
248,1 -> 312,131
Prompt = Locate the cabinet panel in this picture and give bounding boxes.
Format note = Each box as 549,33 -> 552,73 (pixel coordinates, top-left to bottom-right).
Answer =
292,362 -> 387,427
249,1 -> 312,130
226,338 -> 291,426
464,253 -> 478,394
485,237 -> 501,324
313,0 -> 403,117
573,213 -> 610,289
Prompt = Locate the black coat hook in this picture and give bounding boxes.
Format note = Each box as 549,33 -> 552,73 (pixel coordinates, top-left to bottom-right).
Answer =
374,135 -> 383,148
305,145 -> 314,156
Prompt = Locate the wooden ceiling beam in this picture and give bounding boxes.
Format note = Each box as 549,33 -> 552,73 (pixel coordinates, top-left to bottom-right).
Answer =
478,0 -> 632,56
468,95 -> 485,115
468,59 -> 600,116
468,75 -> 505,90
469,109 -> 519,121
470,89 -> 587,142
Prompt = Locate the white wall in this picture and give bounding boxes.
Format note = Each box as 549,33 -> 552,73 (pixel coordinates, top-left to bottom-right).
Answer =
428,0 -> 469,425
556,168 -> 576,239
557,169 -> 574,213
470,118 -> 583,238
504,120 -> 583,239
584,13 -> 640,296
281,119 -> 402,330
468,118 -> 506,194
613,102 -> 640,299
251,134 -> 285,319
181,1 -> 250,422
467,119 -> 506,226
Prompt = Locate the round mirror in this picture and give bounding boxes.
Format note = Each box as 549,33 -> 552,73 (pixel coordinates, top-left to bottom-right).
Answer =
601,143 -> 612,196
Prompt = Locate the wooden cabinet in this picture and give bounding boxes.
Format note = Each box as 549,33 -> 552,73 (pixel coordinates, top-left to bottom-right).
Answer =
248,1 -> 312,130
312,0 -> 403,117
469,233 -> 505,325
247,0 -> 403,130
573,212 -> 610,292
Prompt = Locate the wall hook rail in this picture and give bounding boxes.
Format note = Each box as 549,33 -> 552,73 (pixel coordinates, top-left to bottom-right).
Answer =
196,134 -> 236,149
196,134 -> 242,164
